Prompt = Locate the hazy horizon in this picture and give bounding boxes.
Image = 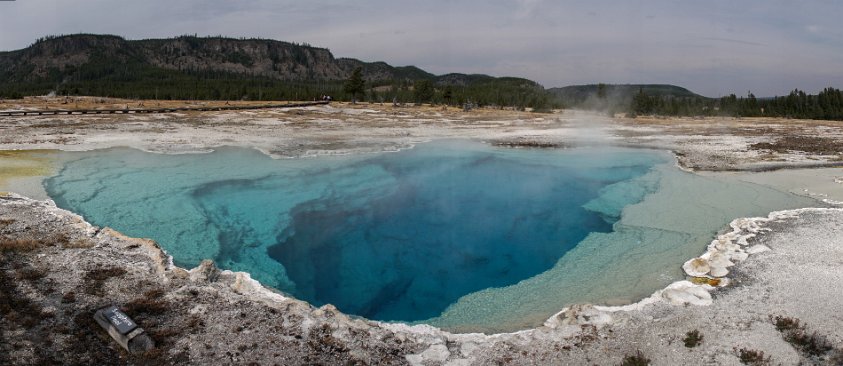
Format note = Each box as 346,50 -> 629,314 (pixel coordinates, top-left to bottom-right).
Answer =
1,0 -> 841,98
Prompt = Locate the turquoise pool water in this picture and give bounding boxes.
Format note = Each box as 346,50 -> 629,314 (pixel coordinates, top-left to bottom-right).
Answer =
44,140 -> 814,333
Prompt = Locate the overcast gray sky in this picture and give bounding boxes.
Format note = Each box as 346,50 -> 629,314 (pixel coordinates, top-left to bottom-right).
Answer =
1,0 -> 841,97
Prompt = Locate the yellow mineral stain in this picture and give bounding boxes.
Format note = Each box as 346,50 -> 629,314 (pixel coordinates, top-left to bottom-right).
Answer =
689,276 -> 722,286
0,150 -> 58,188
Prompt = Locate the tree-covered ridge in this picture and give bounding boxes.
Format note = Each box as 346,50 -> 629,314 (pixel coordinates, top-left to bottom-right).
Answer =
0,33 -> 553,109
630,88 -> 843,120
547,83 -> 702,111
549,82 -> 843,121
549,84 -> 702,103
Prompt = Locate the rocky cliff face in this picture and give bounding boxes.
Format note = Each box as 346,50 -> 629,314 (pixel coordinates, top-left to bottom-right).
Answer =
0,34 -> 433,83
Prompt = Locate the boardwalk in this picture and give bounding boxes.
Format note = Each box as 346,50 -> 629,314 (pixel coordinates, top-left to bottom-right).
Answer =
0,101 -> 330,117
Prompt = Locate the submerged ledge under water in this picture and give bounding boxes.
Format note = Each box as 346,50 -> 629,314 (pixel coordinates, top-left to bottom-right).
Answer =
41,140 -> 817,333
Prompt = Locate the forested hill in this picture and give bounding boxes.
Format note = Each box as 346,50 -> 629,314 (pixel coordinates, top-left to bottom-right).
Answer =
547,83 -> 704,110
551,83 -> 843,120
0,34 -> 435,83
0,34 -> 549,107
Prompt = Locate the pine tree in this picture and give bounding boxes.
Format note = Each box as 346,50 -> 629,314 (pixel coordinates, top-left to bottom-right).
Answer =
413,79 -> 434,104
343,67 -> 365,103
443,85 -> 454,106
631,88 -> 650,115
597,83 -> 607,99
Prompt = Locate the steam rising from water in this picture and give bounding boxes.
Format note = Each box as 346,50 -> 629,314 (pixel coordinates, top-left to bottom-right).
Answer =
562,110 -> 617,145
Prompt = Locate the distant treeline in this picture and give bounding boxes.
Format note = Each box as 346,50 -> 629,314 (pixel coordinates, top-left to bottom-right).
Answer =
630,87 -> 843,120
0,68 -> 554,110
0,72 -> 333,102
373,78 -> 554,110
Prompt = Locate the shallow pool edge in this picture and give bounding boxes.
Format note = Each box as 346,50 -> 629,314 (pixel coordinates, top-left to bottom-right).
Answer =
4,192 -> 837,340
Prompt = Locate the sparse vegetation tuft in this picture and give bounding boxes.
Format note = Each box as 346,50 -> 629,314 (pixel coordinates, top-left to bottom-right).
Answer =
0,233 -> 74,252
0,259 -> 48,332
16,267 -> 46,281
143,288 -> 166,299
48,233 -> 70,247
771,315 -> 833,357
619,350 -> 650,366
683,329 -> 704,348
772,315 -> 800,332
787,329 -> 834,357
62,238 -> 96,249
735,348 -> 771,365
83,266 -> 127,295
0,237 -> 41,252
123,288 -> 170,316
61,291 -> 76,303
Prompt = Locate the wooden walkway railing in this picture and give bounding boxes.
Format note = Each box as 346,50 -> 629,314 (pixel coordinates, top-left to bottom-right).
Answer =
0,101 -> 330,117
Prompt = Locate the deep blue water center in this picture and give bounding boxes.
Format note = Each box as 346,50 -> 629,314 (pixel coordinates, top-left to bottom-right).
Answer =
44,141 -> 666,325
266,153 -> 617,321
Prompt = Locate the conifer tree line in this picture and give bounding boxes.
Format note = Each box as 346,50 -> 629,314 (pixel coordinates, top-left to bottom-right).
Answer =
1,35 -> 839,120
0,57 -> 555,110
629,87 -> 843,120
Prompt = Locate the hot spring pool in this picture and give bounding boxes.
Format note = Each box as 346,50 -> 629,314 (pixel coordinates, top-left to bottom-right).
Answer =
43,140 -> 814,333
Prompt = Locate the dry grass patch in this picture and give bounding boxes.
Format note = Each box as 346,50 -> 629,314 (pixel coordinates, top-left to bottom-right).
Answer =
62,238 -> 96,249
0,237 -> 41,252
